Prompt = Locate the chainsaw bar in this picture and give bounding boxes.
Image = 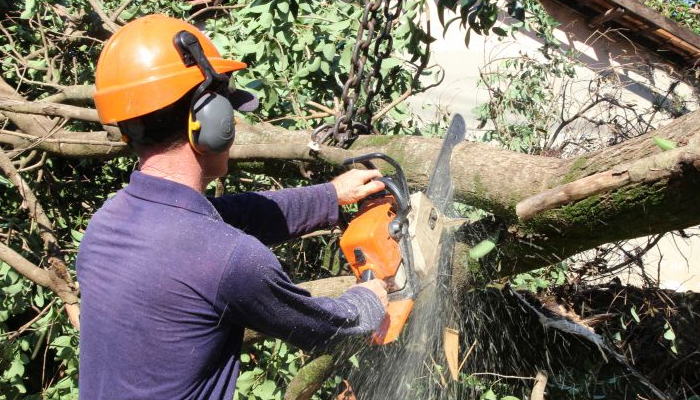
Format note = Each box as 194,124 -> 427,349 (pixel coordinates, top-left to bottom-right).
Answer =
425,114 -> 466,215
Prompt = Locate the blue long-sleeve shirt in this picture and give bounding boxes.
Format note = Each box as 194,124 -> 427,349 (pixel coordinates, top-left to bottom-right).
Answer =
76,171 -> 384,400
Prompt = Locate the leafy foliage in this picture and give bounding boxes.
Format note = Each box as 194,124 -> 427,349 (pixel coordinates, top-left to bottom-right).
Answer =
644,0 -> 700,35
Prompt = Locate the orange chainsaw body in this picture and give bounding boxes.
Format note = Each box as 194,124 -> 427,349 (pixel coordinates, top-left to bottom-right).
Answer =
340,194 -> 414,345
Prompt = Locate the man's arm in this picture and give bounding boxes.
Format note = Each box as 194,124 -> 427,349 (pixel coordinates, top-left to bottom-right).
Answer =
216,238 -> 387,351
208,170 -> 384,245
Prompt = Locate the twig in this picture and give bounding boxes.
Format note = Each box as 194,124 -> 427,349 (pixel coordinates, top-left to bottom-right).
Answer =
373,88 -> 412,122
306,101 -> 336,115
109,0 -> 133,21
469,372 -> 537,380
301,229 -> 338,239
0,98 -> 100,122
19,151 -> 47,173
6,299 -> 57,340
185,5 -> 245,22
87,0 -> 120,32
264,111 -> 330,124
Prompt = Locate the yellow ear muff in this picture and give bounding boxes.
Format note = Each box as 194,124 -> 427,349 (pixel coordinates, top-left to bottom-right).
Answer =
187,112 -> 204,154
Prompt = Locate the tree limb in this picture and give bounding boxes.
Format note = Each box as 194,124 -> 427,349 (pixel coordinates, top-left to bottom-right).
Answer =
0,242 -> 79,315
41,85 -> 96,104
86,0 -> 120,32
0,147 -> 80,328
0,97 -> 100,122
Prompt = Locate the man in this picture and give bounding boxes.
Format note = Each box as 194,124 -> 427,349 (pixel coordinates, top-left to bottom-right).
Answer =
77,15 -> 388,400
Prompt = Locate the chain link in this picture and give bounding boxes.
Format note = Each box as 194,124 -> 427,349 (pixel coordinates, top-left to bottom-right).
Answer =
311,0 -> 403,148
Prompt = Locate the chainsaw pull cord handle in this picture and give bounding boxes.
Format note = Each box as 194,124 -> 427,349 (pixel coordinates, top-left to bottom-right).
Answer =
360,270 -> 376,282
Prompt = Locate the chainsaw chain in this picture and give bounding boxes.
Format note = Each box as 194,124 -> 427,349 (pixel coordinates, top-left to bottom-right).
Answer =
311,0 -> 403,148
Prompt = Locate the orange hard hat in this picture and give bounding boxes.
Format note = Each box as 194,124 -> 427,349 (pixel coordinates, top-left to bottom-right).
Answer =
94,14 -> 247,124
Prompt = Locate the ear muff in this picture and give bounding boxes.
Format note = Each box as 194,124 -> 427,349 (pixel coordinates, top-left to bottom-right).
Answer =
174,30 -> 237,155
188,91 -> 236,154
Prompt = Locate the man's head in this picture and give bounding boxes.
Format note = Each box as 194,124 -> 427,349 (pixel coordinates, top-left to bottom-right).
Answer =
93,15 -> 258,172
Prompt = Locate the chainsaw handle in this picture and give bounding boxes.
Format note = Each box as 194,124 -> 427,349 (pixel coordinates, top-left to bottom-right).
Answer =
376,177 -> 409,217
342,153 -> 409,199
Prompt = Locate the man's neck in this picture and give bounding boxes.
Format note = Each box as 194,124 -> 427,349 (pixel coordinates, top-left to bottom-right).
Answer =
137,143 -> 210,193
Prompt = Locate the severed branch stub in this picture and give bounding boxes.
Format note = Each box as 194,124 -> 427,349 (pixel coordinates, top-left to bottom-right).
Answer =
530,370 -> 548,400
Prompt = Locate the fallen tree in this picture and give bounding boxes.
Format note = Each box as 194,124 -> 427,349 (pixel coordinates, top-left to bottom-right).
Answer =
3,81 -> 700,284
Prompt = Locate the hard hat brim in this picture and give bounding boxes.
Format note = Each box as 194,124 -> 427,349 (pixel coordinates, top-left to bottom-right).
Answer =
95,58 -> 247,124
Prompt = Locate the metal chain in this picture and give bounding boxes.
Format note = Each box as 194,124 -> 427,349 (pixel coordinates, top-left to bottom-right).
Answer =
311,0 -> 403,148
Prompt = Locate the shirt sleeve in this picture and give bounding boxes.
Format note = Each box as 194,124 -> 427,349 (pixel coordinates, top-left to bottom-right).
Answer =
215,238 -> 385,351
208,183 -> 339,246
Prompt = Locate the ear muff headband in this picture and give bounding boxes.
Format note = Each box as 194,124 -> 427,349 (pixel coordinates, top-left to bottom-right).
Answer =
173,30 -> 235,154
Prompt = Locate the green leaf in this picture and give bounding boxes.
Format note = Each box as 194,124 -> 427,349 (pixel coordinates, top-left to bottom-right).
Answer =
653,136 -> 676,151
260,12 -> 273,29
663,326 -> 676,341
469,239 -> 496,260
327,19 -> 352,33
51,335 -> 72,348
630,307 -> 640,323
7,358 -> 25,377
480,389 -> 497,400
28,59 -> 47,70
277,2 -> 289,14
501,397 -> 520,400
307,57 -> 322,73
349,354 -> 359,368
20,0 -> 37,19
492,26 -> 508,37
71,229 -> 84,243
4,281 -> 25,296
211,34 -> 230,54
253,379 -> 276,398
177,2 -> 193,11
320,60 -> 330,75
0,175 -> 11,187
232,40 -> 259,55
322,43 -> 336,61
119,7 -> 137,21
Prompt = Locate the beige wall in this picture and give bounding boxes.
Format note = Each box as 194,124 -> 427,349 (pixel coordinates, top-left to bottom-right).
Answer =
409,0 -> 700,291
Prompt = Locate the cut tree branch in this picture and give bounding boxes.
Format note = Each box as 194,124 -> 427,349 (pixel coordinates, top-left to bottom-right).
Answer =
0,242 -> 79,311
0,98 -> 100,122
0,147 -> 80,328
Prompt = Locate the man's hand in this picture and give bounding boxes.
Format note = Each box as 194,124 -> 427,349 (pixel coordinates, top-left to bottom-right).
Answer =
356,279 -> 389,310
331,169 -> 386,206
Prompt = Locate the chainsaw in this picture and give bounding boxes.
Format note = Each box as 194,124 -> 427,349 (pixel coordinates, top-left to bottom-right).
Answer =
339,114 -> 466,344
